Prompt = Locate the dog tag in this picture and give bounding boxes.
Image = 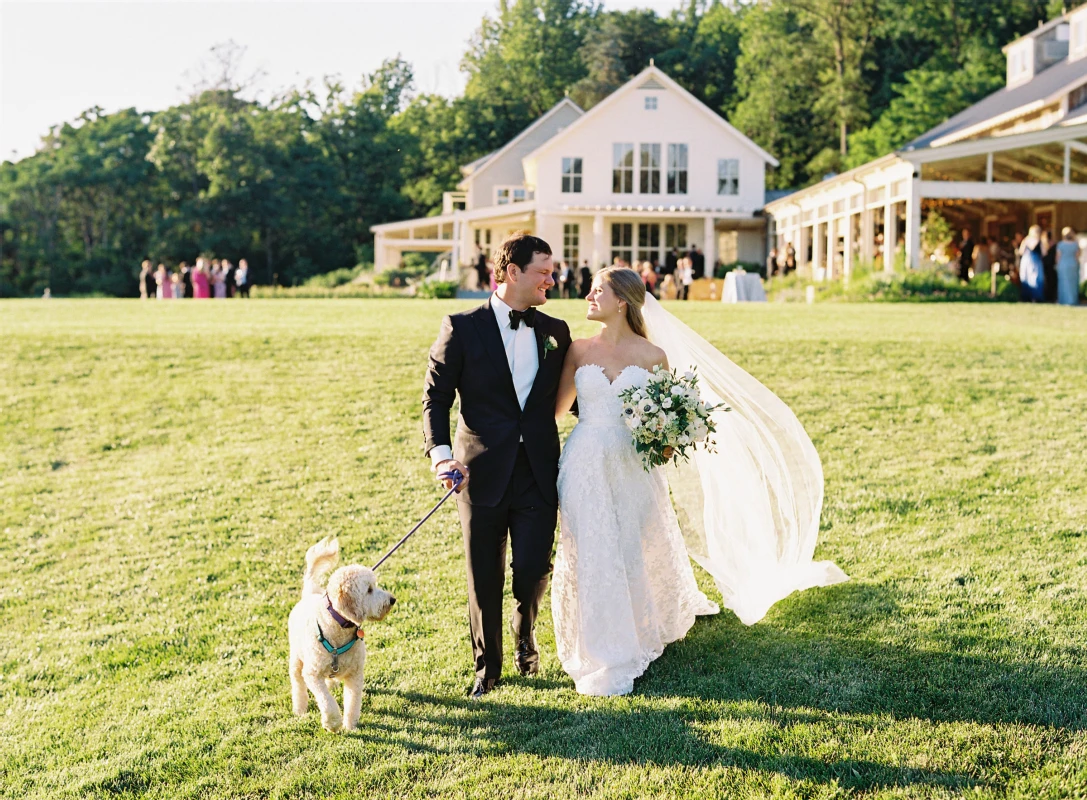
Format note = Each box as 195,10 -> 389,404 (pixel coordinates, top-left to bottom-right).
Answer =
331,655 -> 339,674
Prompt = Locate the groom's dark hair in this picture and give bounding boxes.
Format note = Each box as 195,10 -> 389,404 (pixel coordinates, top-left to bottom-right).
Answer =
493,232 -> 551,284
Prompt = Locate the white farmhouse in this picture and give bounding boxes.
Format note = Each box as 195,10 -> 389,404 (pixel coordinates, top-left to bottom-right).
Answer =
371,65 -> 778,275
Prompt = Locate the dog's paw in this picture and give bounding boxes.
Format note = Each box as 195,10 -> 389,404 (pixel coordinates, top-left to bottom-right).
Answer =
292,702 -> 308,717
321,713 -> 343,732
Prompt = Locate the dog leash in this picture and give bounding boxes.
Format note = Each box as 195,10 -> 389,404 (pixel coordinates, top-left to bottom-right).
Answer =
371,469 -> 463,570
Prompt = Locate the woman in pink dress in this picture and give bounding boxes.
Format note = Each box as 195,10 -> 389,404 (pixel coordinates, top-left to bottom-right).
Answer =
193,259 -> 210,299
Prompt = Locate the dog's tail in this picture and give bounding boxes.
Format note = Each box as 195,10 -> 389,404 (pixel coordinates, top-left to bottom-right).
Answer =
302,536 -> 340,598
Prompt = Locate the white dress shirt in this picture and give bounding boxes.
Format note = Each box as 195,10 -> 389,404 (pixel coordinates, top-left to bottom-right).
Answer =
430,293 -> 539,469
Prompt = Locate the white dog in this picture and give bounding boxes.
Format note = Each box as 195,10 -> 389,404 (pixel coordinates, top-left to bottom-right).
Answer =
288,536 -> 396,732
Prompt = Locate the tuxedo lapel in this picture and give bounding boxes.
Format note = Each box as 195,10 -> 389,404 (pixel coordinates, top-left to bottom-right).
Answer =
471,302 -> 519,406
525,316 -> 552,408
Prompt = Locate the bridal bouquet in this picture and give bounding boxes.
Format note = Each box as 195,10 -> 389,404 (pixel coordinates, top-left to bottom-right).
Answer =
619,366 -> 729,471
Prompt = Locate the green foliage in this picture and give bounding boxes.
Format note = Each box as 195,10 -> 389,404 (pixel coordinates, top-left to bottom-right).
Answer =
3,299 -> 1087,797
714,260 -> 764,278
767,263 -> 1019,302
921,209 -> 954,261
415,280 -> 460,299
301,264 -> 369,289
1,1 -> 1056,294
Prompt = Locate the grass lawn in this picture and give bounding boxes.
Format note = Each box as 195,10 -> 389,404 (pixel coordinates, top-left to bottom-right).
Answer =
2,298 -> 1086,799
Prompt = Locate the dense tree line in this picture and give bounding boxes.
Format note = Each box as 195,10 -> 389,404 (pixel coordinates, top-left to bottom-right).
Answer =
0,0 -> 1060,296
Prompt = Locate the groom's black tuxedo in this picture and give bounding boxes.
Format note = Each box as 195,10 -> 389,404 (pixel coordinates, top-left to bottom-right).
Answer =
423,299 -> 571,681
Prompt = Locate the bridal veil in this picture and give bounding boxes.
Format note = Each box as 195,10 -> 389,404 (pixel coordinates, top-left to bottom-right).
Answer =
642,295 -> 848,625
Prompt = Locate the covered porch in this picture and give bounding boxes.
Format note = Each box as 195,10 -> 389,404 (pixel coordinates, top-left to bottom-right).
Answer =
767,125 -> 1087,278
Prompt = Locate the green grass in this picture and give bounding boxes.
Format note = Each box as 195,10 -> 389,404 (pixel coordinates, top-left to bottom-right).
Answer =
2,298 -> 1086,799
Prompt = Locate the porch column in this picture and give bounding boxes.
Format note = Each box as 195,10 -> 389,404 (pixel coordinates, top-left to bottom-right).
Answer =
860,207 -> 874,263
905,179 -> 922,270
821,217 -> 830,282
798,224 -> 810,274
844,213 -> 854,281
883,198 -> 897,272
451,219 -> 460,272
374,233 -> 386,271
703,215 -> 716,276
592,214 -> 605,270
811,222 -> 823,277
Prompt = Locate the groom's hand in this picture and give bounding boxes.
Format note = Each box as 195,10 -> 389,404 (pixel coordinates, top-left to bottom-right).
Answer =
436,460 -> 469,492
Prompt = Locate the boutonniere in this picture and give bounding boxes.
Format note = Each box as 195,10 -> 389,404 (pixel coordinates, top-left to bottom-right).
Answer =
543,335 -> 558,359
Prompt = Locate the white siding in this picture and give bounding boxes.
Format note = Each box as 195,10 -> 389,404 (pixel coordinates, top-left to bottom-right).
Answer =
529,86 -> 766,216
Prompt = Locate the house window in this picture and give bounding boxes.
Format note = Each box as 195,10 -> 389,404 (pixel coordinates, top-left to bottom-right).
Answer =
1071,83 -> 1087,111
1075,19 -> 1087,52
645,96 -> 658,111
612,143 -> 634,193
637,223 -> 660,263
563,224 -> 580,263
474,227 -> 492,255
495,186 -> 527,205
665,223 -> 688,250
561,157 -> 583,193
639,144 -> 661,194
717,158 -> 739,195
667,144 -> 688,194
610,222 -> 633,264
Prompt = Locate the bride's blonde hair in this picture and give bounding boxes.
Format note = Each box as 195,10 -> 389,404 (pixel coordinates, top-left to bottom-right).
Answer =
597,267 -> 647,338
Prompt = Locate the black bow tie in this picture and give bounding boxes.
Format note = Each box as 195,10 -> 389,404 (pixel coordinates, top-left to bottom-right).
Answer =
508,307 -> 537,330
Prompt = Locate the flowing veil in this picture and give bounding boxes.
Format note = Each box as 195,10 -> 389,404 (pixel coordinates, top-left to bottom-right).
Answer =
642,295 -> 848,625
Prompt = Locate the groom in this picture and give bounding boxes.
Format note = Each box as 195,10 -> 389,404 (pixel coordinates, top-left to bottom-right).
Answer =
422,232 -> 572,699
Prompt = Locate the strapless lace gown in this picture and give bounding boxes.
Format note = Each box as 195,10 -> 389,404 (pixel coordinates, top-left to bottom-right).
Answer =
553,364 -> 720,696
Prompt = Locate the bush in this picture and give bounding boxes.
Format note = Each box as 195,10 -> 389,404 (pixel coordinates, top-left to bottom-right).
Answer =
765,263 -> 1018,303
302,264 -> 369,289
416,280 -> 459,299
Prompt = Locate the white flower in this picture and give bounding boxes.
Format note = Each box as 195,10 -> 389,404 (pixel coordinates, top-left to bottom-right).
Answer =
683,370 -> 696,382
678,434 -> 691,446
670,385 -> 685,397
625,415 -> 641,430
640,400 -> 657,415
661,397 -> 673,409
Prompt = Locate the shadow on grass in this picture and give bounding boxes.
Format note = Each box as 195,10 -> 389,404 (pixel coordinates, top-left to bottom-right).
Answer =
365,581 -> 1084,792
383,691 -> 981,793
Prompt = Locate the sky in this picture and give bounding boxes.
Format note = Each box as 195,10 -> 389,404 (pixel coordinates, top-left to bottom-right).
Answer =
0,0 -> 685,162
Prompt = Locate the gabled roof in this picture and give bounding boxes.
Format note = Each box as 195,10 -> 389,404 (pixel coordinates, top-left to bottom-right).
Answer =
903,56 -> 1087,151
457,97 -> 584,189
520,66 -> 779,167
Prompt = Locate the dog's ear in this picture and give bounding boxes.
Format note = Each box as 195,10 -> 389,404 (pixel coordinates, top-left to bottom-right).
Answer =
332,567 -> 363,624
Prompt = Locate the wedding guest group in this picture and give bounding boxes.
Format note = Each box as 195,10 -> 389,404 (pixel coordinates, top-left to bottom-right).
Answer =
140,257 -> 251,299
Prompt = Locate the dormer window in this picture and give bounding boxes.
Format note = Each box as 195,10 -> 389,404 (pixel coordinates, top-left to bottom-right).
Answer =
495,186 -> 527,205
645,96 -> 658,111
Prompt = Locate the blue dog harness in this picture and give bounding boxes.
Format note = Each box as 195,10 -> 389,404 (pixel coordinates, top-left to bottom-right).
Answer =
318,593 -> 362,673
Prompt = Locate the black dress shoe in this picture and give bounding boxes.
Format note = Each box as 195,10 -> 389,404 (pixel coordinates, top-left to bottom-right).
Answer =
511,623 -> 540,676
467,677 -> 499,699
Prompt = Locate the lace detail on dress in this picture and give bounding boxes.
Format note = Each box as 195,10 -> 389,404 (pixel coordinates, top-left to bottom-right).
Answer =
554,363 -> 719,696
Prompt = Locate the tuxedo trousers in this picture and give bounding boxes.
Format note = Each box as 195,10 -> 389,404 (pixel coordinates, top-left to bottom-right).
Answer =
457,444 -> 556,680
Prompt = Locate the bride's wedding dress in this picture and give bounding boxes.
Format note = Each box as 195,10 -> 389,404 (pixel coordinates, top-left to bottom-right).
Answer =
553,297 -> 848,697
553,363 -> 719,696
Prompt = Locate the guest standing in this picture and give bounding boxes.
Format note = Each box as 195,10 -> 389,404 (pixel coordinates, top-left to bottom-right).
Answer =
958,229 -> 975,283
154,264 -> 168,299
690,245 -> 705,280
784,243 -> 796,273
1041,231 -> 1058,303
193,259 -> 210,299
578,262 -> 592,299
974,237 -> 991,276
766,248 -> 779,278
677,257 -> 692,300
1018,226 -> 1045,303
212,262 -> 227,299
664,247 -> 678,277
225,260 -> 237,298
236,259 -> 250,297
139,260 -> 152,299
1056,227 -> 1081,306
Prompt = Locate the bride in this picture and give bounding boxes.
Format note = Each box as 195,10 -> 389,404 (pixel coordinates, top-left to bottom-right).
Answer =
552,267 -> 847,696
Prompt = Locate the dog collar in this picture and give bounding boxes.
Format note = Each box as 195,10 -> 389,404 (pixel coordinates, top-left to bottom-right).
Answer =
325,593 -> 357,629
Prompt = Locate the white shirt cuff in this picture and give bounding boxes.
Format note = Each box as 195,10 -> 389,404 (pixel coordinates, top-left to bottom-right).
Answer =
429,445 -> 453,470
